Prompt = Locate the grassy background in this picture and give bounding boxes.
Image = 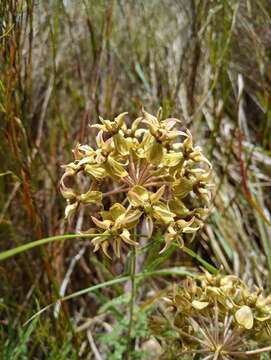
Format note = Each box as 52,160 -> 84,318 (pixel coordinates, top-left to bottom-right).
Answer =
0,0 -> 271,358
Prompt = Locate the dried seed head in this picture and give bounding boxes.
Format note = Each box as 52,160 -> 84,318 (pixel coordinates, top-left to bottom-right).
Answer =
150,271 -> 271,358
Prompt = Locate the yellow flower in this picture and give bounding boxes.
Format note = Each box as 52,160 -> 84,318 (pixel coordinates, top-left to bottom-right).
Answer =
91,203 -> 142,258
160,217 -> 200,253
128,185 -> 176,236
60,108 -> 213,258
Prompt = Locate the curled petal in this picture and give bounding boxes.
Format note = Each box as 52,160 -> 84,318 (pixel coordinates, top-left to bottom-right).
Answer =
90,123 -> 106,131
169,198 -> 191,218
150,185 -> 165,204
91,217 -> 112,230
114,112 -> 128,129
85,164 -> 105,179
104,156 -> 128,178
153,202 -> 176,224
80,190 -> 102,204
144,215 -> 154,239
78,144 -> 95,155
159,237 -> 171,254
60,185 -> 77,201
192,300 -> 209,310
62,162 -> 79,174
113,238 -> 121,258
128,185 -> 149,207
92,235 -> 106,251
113,133 -> 129,156
60,172 -> 77,200
182,226 -> 200,234
166,130 -> 187,141
142,109 -> 159,128
163,152 -> 183,167
147,140 -> 164,165
65,202 -> 78,221
101,241 -> 111,259
172,177 -> 194,198
109,203 -> 126,221
182,129 -> 193,151
162,117 -> 181,130
131,117 -> 143,133
119,229 -> 138,246
118,209 -> 142,229
96,130 -> 105,148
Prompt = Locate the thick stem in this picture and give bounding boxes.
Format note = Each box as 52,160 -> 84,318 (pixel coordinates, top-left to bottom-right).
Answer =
126,246 -> 137,359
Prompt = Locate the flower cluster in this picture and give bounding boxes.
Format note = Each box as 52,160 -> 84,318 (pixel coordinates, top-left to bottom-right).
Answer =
150,271 -> 271,359
60,109 -> 212,258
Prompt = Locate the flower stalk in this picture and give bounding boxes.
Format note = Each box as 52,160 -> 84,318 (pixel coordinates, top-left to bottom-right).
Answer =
126,244 -> 137,359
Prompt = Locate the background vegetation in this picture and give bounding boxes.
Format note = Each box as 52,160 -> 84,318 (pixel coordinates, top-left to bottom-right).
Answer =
0,0 -> 270,358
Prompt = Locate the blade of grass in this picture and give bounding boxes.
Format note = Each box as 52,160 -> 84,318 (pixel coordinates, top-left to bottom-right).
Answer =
25,266 -> 196,325
182,246 -> 219,274
0,233 -> 104,261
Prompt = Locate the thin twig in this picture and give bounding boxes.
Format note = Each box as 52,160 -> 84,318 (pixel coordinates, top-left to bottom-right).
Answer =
87,330 -> 104,360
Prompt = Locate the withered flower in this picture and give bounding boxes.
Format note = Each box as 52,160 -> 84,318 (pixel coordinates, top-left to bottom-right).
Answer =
150,271 -> 271,359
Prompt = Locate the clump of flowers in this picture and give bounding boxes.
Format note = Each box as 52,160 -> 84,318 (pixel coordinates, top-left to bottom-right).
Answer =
150,271 -> 271,359
60,109 -> 212,258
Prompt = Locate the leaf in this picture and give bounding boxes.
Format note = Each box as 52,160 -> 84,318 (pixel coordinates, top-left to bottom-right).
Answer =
24,267 -> 197,325
182,246 -> 218,274
0,233 -> 100,261
99,293 -> 130,313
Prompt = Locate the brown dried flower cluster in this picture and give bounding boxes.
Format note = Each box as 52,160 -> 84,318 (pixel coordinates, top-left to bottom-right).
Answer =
150,271 -> 271,359
60,109 -> 212,258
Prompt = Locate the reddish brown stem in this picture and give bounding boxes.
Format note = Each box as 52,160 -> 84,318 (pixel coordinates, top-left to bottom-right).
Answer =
103,186 -> 130,197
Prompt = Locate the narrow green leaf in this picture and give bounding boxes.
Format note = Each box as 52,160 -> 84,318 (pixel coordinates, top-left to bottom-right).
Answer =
0,233 -> 103,261
25,267 -> 196,325
182,246 -> 218,274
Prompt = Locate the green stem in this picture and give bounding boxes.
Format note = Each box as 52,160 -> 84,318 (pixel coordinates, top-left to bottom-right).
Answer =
126,246 -> 136,360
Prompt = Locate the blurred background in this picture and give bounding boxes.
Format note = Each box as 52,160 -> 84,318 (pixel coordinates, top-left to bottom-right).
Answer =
0,0 -> 271,358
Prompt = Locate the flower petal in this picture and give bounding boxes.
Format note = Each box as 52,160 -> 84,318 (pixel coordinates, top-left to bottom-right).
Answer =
235,305 -> 254,329
128,185 -> 149,207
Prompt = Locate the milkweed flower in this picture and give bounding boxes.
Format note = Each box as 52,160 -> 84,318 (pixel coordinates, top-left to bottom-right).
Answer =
60,109 -> 212,258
